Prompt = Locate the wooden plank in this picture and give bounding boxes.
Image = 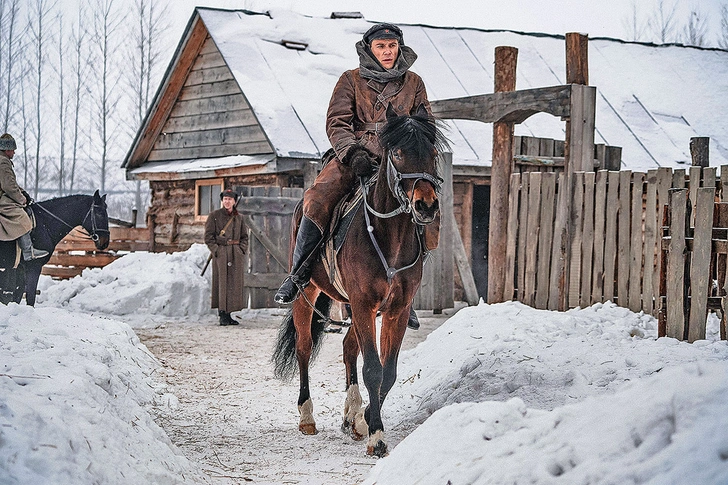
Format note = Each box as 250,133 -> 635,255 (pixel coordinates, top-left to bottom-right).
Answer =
238,196 -> 301,216
580,172 -> 595,308
164,109 -> 258,133
48,253 -> 120,267
169,94 -> 251,118
190,49 -> 227,70
524,172 -> 542,307
688,188 -> 714,342
603,171 -> 620,302
452,214 -> 480,306
178,79 -> 244,101
439,155 -> 455,310
147,140 -> 273,162
591,170 -> 608,303
722,165 -> 728,202
504,173 -> 520,301
566,32 -> 589,85
568,85 -> 596,172
666,189 -> 687,340
643,170 -> 658,315
535,172 -> 556,308
517,174 -> 530,302
249,187 -> 269,308
184,65 -> 235,86
41,266 -> 84,279
703,167 -> 716,191
616,170 -> 632,307
548,172 -> 568,310
109,227 -> 148,240
628,172 -> 645,312
242,213 -> 287,272
568,172 -> 585,308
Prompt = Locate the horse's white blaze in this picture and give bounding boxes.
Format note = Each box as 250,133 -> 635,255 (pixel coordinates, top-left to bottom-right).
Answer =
367,429 -> 384,449
298,398 -> 315,426
344,384 -> 363,422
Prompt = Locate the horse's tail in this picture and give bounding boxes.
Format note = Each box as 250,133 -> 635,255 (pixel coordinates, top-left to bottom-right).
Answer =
272,293 -> 332,381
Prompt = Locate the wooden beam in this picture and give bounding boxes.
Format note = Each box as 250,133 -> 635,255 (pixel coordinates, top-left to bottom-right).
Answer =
488,45 -> 518,304
430,85 -> 572,123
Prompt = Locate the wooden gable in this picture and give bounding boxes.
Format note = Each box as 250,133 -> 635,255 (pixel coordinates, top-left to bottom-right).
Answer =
149,35 -> 273,162
124,13 -> 274,171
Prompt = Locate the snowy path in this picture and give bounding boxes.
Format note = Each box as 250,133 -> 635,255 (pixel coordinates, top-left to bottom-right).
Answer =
135,308 -> 453,485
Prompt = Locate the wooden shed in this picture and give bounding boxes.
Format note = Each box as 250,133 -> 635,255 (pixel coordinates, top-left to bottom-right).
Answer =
123,7 -> 728,301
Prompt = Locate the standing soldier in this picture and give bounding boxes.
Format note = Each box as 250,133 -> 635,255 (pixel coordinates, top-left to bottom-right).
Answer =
204,189 -> 249,326
0,133 -> 48,261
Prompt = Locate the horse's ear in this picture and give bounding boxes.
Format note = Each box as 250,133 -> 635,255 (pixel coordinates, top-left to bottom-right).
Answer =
415,102 -> 429,119
102,194 -> 107,202
386,103 -> 398,120
93,189 -> 100,198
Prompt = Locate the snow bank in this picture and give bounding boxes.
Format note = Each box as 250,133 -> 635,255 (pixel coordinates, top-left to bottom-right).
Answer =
37,244 -> 212,318
0,304 -> 202,484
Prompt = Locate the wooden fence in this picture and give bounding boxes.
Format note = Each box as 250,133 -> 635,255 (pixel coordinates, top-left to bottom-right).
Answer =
505,164 -> 728,341
42,227 -> 150,279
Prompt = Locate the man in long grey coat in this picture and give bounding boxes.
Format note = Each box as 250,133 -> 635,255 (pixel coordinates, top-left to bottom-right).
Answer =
204,189 -> 249,326
0,133 -> 48,261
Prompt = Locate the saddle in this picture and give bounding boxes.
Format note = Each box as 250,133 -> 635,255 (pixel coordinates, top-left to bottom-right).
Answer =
320,184 -> 367,300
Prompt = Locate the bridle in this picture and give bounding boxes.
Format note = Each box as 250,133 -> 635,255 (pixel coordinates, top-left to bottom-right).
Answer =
361,150 -> 442,282
34,199 -> 109,242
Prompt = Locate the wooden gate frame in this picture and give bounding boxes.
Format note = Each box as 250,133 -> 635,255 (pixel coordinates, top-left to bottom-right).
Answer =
430,33 -> 595,309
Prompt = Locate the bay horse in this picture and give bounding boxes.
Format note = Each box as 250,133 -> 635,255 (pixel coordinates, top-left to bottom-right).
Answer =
0,190 -> 110,305
273,104 -> 447,457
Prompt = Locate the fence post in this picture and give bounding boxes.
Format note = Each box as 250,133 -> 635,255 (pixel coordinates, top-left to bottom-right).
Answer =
688,187 -> 714,342
690,137 -> 710,168
488,45 -> 518,304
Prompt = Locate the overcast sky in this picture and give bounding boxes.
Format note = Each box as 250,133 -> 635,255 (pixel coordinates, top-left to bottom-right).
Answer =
172,0 -> 726,45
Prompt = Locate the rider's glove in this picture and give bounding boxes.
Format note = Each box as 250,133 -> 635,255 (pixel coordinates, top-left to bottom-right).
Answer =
346,147 -> 376,177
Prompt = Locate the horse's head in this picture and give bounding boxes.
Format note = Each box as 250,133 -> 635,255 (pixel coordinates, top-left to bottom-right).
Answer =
82,190 -> 110,250
378,103 -> 448,225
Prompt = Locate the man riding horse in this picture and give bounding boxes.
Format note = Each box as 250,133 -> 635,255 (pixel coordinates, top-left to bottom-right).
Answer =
0,133 -> 48,262
274,23 -> 437,330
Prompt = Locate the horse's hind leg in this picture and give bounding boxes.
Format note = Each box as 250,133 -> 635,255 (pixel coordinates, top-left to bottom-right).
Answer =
342,327 -> 366,440
293,288 -> 319,435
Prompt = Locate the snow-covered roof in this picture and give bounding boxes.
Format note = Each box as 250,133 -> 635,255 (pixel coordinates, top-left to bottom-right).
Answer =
128,154 -> 275,180
192,8 -> 728,170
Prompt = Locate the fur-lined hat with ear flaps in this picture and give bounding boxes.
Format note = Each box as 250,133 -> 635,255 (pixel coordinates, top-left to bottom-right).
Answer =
220,189 -> 239,201
0,133 -> 17,151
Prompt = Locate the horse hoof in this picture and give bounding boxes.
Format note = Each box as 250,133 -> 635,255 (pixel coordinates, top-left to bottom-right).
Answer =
299,423 -> 318,435
366,440 -> 388,458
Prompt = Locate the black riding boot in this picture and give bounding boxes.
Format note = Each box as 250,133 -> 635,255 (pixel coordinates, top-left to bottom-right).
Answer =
407,306 -> 420,330
274,216 -> 323,304
219,310 -> 231,326
18,232 -> 48,261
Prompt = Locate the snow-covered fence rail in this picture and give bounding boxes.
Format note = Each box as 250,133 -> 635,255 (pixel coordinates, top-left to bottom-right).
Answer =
42,227 -> 150,279
504,142 -> 728,341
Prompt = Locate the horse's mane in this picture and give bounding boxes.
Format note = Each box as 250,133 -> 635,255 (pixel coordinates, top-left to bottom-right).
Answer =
378,113 -> 450,165
37,194 -> 94,205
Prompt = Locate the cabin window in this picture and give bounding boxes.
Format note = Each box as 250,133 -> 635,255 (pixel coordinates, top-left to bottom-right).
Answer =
195,178 -> 224,220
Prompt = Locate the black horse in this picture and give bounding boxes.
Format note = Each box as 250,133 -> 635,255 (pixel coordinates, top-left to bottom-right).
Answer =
0,190 -> 110,305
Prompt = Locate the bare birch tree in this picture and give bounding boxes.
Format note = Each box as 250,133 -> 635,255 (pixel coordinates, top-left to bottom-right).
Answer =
649,0 -> 680,43
27,0 -> 57,197
1,0 -> 24,132
68,6 -> 89,193
682,7 -> 709,46
54,10 -> 68,194
719,3 -> 728,49
89,0 -> 125,193
622,0 -> 649,42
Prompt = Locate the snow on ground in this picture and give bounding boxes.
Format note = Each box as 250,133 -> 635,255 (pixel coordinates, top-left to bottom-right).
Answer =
2,245 -> 728,484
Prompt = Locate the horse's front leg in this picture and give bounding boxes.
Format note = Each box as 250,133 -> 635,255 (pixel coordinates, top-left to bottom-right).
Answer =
341,327 -> 367,440
378,305 -> 409,407
292,287 -> 319,435
352,308 -> 388,457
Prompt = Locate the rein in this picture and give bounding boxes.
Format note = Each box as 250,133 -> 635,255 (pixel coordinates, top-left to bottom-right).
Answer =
361,151 -> 440,283
33,200 -> 109,242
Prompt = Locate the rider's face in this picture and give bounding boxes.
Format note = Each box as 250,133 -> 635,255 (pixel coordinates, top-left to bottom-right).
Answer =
3,149 -> 14,160
370,39 -> 399,70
